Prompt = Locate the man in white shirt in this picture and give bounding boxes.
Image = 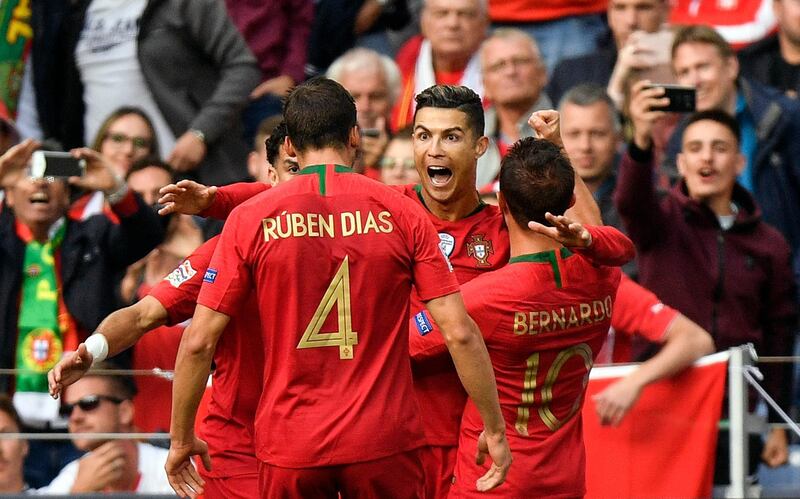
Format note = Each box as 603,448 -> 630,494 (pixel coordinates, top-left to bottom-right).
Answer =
41,362 -> 173,495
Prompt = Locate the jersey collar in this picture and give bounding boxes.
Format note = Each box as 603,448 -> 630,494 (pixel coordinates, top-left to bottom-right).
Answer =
508,248 -> 574,289
298,164 -> 354,175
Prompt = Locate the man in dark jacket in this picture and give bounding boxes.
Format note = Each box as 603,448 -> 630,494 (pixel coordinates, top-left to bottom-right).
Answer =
737,0 -> 800,97
618,81 -> 797,483
662,25 -> 800,282
32,0 -> 260,186
0,139 -> 164,485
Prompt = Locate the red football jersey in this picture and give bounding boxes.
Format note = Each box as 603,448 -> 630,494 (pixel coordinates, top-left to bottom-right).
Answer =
596,274 -> 679,364
397,184 -> 510,447
149,236 -> 263,478
197,165 -> 460,468
450,247 -> 623,498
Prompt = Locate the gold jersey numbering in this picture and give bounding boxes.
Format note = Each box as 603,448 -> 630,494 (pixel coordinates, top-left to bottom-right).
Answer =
296,256 -> 359,359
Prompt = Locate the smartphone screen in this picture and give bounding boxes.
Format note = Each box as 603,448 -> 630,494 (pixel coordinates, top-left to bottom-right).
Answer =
30,151 -> 86,178
646,84 -> 696,113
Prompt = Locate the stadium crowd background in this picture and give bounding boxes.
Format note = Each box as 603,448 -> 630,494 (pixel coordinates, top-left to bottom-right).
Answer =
0,0 -> 798,495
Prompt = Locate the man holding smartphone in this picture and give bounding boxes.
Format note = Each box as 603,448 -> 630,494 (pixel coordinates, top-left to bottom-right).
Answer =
662,25 -> 800,285
618,81 -> 797,485
0,140 -> 164,486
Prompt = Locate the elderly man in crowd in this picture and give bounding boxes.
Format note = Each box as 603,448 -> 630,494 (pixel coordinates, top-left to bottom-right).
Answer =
0,140 -> 164,486
475,28 -> 551,189
328,47 -> 401,177
392,0 -> 489,130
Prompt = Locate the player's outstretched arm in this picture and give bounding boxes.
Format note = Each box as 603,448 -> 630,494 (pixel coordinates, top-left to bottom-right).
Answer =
593,314 -> 714,426
158,180 -> 268,219
426,292 -> 511,492
529,214 -> 635,267
157,180 -> 218,216
48,296 -> 169,399
167,304 -> 229,498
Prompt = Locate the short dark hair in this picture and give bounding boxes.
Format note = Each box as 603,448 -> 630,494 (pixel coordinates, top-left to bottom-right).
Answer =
125,156 -> 175,182
683,109 -> 741,145
414,85 -> 485,138
0,394 -> 22,431
499,138 -> 575,227
283,77 -> 357,152
85,361 -> 138,400
558,83 -> 621,131
266,121 -> 289,167
254,115 -> 284,151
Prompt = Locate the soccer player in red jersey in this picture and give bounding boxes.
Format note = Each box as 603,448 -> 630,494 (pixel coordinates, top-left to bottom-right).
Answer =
414,137 -> 634,497
165,78 -> 511,498
155,87 -> 598,499
48,123 -> 302,499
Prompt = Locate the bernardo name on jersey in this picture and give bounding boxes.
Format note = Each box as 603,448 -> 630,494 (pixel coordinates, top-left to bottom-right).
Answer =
513,295 -> 614,336
262,210 -> 394,241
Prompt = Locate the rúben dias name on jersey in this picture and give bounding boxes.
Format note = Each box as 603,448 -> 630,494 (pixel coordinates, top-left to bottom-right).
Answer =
262,210 -> 394,241
513,295 -> 613,335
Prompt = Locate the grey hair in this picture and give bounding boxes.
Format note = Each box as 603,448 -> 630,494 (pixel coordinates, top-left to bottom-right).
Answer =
326,48 -> 402,106
480,27 -> 543,66
558,83 -> 622,133
423,0 -> 488,14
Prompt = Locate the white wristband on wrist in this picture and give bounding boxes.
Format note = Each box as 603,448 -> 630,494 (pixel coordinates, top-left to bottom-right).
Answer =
85,334 -> 109,364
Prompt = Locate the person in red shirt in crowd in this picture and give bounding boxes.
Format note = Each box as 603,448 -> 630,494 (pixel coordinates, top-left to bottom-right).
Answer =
327,48 -> 402,178
164,78 -> 510,498
392,0 -> 488,131
48,122 -> 301,499
411,137 -> 634,497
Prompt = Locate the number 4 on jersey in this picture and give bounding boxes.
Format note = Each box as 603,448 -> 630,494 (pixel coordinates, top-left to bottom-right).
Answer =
297,256 -> 359,359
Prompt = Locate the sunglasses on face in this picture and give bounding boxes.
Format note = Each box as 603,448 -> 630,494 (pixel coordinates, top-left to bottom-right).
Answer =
60,394 -> 124,418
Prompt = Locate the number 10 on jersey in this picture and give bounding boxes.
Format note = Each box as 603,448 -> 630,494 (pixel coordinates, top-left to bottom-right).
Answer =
297,256 -> 359,359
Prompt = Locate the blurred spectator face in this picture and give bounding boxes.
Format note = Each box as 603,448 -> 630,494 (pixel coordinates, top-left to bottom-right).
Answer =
673,42 -> 738,111
268,142 -> 300,186
481,35 -> 545,108
775,0 -> 800,46
339,67 -> 391,129
99,114 -> 156,176
561,101 -> 619,186
413,107 -> 484,204
248,132 -> 272,183
608,0 -> 667,48
6,175 -> 70,229
421,0 -> 488,63
63,377 -> 132,452
677,119 -> 744,203
0,408 -> 27,493
380,137 -> 419,185
127,166 -> 172,206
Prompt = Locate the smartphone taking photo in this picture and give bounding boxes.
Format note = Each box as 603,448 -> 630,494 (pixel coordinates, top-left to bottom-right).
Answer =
645,84 -> 696,113
30,151 -> 86,179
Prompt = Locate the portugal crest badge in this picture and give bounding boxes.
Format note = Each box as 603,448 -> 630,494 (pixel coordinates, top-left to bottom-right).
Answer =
438,233 -> 455,257
466,234 -> 494,267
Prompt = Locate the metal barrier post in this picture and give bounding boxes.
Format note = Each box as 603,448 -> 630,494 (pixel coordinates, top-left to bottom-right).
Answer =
726,345 -> 755,498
